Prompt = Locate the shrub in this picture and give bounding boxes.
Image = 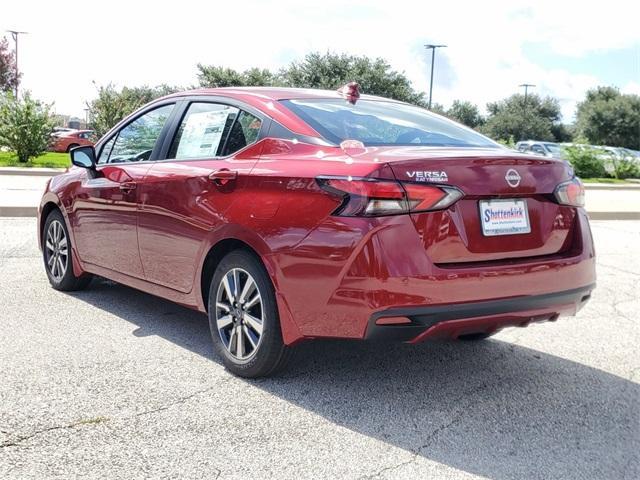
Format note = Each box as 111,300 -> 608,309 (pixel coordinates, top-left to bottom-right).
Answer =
611,157 -> 640,179
87,83 -> 180,138
563,146 -> 607,178
0,92 -> 54,163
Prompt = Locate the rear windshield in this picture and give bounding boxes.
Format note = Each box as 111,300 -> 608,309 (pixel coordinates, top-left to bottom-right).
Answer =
281,99 -> 498,148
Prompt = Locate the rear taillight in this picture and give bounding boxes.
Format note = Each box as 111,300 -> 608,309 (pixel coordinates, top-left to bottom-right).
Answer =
554,178 -> 585,207
317,176 -> 463,217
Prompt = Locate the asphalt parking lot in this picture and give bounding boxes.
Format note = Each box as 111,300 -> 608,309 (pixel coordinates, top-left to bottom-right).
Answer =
0,218 -> 638,479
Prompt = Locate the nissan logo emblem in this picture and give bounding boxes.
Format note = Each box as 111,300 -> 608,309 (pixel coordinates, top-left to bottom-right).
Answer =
505,169 -> 521,188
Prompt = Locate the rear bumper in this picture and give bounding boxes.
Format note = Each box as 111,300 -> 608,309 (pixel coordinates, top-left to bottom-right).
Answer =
366,284 -> 595,342
273,208 -> 596,343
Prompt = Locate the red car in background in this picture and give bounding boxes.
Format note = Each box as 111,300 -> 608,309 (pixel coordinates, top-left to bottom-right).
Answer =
50,129 -> 95,153
37,85 -> 595,378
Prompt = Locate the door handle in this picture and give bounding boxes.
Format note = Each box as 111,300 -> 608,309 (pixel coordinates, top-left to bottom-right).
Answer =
209,169 -> 238,185
119,182 -> 137,192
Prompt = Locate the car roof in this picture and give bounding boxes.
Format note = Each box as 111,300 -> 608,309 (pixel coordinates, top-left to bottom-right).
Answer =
164,87 -> 402,103
61,129 -> 92,136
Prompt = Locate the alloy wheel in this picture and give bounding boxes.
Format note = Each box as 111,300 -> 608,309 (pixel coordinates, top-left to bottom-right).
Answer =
215,268 -> 264,360
45,220 -> 68,282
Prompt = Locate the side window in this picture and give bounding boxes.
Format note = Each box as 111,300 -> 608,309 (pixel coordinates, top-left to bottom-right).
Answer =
105,104 -> 174,164
97,137 -> 116,164
531,145 -> 545,155
168,103 -> 262,159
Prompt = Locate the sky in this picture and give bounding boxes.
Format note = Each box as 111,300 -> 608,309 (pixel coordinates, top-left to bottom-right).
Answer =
2,0 -> 639,122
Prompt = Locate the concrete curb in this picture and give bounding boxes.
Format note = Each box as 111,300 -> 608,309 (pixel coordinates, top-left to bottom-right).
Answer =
588,211 -> 640,220
584,183 -> 640,191
0,167 -> 66,177
0,206 -> 38,217
2,206 -> 638,221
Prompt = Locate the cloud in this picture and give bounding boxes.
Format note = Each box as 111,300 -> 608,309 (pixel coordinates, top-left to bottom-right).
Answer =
1,0 -> 637,122
622,81 -> 640,95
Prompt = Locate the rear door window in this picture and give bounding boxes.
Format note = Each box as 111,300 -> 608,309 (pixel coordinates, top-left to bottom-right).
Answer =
168,103 -> 262,159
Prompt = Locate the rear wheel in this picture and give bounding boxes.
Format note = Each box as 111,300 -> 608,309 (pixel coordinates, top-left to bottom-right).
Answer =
207,250 -> 290,378
42,209 -> 92,291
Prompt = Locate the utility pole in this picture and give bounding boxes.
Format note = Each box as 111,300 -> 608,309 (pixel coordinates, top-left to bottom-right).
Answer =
519,83 -> 536,103
424,44 -> 447,110
6,30 -> 27,98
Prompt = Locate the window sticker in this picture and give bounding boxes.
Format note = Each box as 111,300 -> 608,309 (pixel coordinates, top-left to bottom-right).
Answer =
176,110 -> 230,159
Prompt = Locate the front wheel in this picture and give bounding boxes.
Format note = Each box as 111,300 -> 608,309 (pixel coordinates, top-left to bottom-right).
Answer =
42,209 -> 92,291
207,250 -> 290,378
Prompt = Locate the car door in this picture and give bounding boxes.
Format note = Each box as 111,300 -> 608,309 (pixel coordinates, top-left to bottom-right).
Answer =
72,103 -> 175,278
137,101 -> 265,292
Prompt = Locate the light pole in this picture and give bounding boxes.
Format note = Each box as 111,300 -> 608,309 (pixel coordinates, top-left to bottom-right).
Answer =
6,30 -> 27,98
424,44 -> 447,110
519,83 -> 535,103
518,84 -> 536,141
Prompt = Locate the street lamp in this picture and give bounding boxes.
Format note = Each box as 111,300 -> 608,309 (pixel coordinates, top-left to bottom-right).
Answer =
424,44 -> 447,110
6,30 -> 28,98
519,83 -> 536,103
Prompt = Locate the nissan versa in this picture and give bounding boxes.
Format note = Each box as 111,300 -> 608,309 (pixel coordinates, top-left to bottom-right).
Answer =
38,85 -> 596,377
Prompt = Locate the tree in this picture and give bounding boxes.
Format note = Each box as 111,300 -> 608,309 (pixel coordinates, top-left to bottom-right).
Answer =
446,100 -> 483,129
197,52 -> 427,106
481,93 -> 563,142
197,65 -> 279,88
429,103 -> 447,116
281,52 -> 427,106
87,83 -> 179,138
575,86 -> 640,149
0,37 -> 20,93
0,92 -> 54,163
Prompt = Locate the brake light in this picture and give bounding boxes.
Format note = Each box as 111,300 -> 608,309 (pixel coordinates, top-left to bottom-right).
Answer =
317,176 -> 463,217
554,178 -> 585,207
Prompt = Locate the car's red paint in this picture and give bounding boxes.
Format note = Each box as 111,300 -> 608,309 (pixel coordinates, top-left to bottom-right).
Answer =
50,130 -> 95,153
38,87 -> 595,345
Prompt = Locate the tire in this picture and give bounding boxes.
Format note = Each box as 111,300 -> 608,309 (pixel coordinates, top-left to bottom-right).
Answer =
42,209 -> 92,291
458,332 -> 492,341
207,250 -> 290,378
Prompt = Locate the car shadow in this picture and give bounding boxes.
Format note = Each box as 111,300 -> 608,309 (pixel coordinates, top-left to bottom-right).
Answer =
68,278 -> 638,480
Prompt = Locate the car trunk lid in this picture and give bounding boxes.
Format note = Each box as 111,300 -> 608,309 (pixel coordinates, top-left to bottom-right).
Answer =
358,147 -> 578,264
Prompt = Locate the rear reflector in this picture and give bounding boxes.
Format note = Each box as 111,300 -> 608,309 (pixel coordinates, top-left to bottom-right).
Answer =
317,176 -> 463,217
375,316 -> 412,325
554,178 -> 585,207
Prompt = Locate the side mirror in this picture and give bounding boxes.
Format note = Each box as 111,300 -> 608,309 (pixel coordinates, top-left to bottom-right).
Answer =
70,145 -> 96,171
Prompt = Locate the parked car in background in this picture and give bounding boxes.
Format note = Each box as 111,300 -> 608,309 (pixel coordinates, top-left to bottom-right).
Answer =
38,85 -> 595,378
515,140 -> 565,160
52,127 -> 77,136
50,130 -> 95,153
602,146 -> 639,163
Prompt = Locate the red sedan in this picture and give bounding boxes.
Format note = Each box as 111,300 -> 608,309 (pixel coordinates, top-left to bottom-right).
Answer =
50,129 -> 95,153
38,86 -> 595,377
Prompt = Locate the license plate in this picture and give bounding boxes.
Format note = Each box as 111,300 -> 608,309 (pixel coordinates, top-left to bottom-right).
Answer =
479,199 -> 531,236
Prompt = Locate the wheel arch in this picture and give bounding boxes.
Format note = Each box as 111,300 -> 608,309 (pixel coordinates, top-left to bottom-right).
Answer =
39,195 -> 85,278
39,201 -> 61,246
200,238 -> 264,314
197,230 -> 304,346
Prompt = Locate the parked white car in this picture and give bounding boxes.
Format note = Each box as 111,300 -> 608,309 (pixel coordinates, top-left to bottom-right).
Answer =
515,140 -> 565,160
